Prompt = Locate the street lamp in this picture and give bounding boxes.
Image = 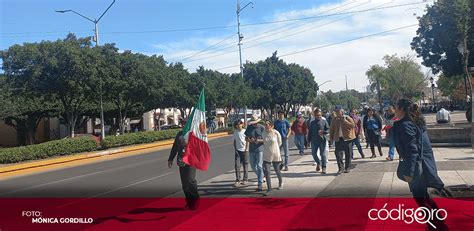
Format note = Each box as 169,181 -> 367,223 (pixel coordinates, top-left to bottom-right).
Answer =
430,77 -> 436,110
315,80 -> 331,110
56,0 -> 116,141
458,42 -> 472,104
237,0 -> 253,124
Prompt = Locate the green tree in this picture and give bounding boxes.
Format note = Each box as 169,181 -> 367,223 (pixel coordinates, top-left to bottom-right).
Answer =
411,0 -> 473,77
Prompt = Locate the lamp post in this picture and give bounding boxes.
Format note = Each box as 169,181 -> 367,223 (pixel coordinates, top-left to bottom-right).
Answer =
315,80 -> 331,110
56,0 -> 116,140
458,42 -> 472,105
421,91 -> 425,105
237,0 -> 253,124
430,77 -> 436,110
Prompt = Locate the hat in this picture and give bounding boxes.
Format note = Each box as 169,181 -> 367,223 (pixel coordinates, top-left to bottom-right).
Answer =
334,105 -> 342,110
297,111 -> 302,117
248,113 -> 261,125
237,118 -> 244,124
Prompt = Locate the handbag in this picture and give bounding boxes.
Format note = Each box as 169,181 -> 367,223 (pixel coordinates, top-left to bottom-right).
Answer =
396,125 -> 423,182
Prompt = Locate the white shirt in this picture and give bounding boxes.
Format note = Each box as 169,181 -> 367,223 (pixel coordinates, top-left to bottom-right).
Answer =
263,129 -> 282,162
233,129 -> 246,152
436,108 -> 450,122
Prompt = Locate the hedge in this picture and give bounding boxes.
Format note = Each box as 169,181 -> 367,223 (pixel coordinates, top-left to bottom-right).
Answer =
101,129 -> 180,149
214,127 -> 234,134
0,136 -> 99,164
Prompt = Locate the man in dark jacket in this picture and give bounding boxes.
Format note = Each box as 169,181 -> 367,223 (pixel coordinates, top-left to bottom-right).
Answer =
308,109 -> 330,174
168,119 -> 199,210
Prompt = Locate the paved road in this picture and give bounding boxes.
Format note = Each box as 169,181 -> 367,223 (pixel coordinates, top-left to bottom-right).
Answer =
0,136 -> 302,198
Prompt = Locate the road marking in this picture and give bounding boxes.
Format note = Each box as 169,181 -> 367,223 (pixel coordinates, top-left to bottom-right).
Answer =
0,170 -> 106,196
0,156 -> 168,196
57,171 -> 175,208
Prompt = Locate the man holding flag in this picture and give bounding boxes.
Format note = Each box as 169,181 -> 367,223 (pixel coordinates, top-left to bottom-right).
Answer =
168,89 -> 211,210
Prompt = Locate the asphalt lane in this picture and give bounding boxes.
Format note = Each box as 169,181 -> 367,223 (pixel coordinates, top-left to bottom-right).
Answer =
0,135 -> 300,198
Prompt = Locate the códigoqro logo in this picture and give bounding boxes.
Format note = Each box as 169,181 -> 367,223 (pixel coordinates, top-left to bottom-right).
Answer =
368,203 -> 447,229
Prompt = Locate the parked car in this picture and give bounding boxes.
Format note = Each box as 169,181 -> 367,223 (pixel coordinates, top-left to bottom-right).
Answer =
160,124 -> 182,130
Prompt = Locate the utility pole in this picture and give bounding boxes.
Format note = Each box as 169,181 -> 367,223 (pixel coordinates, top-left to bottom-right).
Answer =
237,0 -> 253,124
56,0 -> 115,140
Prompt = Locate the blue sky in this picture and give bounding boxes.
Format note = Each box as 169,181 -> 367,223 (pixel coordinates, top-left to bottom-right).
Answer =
1,0 -> 431,91
1,0 -> 334,52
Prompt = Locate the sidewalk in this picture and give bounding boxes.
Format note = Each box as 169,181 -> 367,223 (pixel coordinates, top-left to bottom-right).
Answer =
169,145 -> 474,198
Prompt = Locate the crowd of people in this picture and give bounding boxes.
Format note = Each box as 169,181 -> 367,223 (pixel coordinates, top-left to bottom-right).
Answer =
230,104 -> 406,196
169,98 -> 451,229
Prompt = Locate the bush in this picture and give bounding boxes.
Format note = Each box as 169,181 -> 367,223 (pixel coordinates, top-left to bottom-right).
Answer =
0,136 -> 99,164
101,129 -> 180,149
214,127 -> 234,134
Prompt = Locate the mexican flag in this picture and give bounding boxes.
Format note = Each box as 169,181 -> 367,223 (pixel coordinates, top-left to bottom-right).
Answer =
182,89 -> 211,171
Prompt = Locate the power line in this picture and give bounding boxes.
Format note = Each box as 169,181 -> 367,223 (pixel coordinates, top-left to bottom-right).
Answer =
214,24 -> 418,71
168,1 -> 361,63
182,1 -> 366,62
1,1 -> 427,36
184,0 -> 401,64
169,33 -> 236,62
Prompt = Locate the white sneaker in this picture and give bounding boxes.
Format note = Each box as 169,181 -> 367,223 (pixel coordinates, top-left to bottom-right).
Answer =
312,162 -> 317,166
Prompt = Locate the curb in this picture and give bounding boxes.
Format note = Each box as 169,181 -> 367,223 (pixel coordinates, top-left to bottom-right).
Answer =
0,132 -> 230,176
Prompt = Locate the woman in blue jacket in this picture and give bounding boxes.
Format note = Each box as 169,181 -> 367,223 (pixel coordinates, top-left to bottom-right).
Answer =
392,98 -> 448,230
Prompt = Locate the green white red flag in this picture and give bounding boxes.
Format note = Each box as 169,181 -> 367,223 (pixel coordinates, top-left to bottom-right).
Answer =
182,89 -> 211,171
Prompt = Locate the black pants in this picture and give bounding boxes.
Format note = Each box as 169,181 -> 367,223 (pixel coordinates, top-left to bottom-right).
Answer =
409,177 -> 448,230
335,138 -> 352,171
235,150 -> 249,182
179,165 -> 199,206
263,161 -> 282,191
367,130 -> 382,156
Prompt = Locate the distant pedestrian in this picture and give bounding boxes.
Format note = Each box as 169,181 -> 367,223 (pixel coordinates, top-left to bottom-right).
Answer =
349,109 -> 365,159
274,111 -> 291,171
436,107 -> 451,124
329,106 -> 356,174
363,108 -> 383,158
291,112 -> 308,156
393,98 -> 450,230
168,118 -> 199,210
233,119 -> 249,187
308,108 -> 330,174
383,106 -> 398,161
245,114 -> 265,191
262,120 -> 284,196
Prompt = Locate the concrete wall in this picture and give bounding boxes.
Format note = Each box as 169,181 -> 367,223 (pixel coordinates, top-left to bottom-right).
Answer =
427,125 -> 471,143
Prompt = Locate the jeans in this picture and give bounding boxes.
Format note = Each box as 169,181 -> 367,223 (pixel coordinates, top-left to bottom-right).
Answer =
335,138 -> 352,171
179,165 -> 199,207
249,150 -> 264,188
351,137 -> 364,158
294,134 -> 305,154
263,161 -> 283,191
235,150 -> 249,182
388,133 -> 395,159
280,137 -> 289,167
311,140 -> 327,168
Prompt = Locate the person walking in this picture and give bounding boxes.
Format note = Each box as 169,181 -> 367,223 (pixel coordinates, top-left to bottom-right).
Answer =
168,119 -> 199,210
308,108 -> 330,174
349,109 -> 365,159
262,120 -> 284,196
291,112 -> 308,156
244,114 -> 265,191
393,98 -> 450,230
233,119 -> 249,187
383,106 -> 398,161
329,106 -> 356,174
274,111 -> 291,171
363,108 -> 383,158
